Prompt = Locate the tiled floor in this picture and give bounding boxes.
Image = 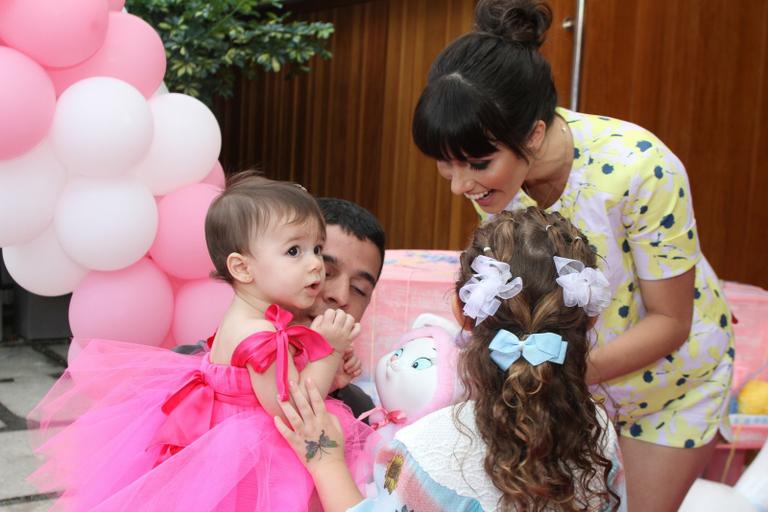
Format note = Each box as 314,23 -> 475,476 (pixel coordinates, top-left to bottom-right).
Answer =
0,340 -> 69,511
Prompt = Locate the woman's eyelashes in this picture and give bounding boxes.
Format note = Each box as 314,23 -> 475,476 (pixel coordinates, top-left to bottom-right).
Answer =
435,159 -> 491,175
468,159 -> 491,171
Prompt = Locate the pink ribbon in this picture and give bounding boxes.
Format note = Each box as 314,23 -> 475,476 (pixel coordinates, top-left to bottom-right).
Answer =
152,370 -> 215,463
358,406 -> 407,430
231,304 -> 333,401
150,304 -> 332,464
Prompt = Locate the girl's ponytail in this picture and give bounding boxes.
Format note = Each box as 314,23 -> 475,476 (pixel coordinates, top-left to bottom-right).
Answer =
455,208 -> 619,511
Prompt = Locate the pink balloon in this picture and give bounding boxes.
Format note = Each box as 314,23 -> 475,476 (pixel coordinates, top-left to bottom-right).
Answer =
159,331 -> 178,349
47,12 -> 166,98
0,0 -> 109,68
0,47 -> 56,159
69,258 -> 174,346
201,161 -> 226,189
172,278 -> 232,345
108,0 -> 125,11
165,273 -> 187,294
149,183 -> 220,280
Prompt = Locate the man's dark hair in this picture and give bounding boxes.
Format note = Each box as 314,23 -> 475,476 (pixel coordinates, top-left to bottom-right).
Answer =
317,198 -> 386,279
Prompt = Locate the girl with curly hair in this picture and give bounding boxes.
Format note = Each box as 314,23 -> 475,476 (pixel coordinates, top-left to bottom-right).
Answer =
276,207 -> 626,512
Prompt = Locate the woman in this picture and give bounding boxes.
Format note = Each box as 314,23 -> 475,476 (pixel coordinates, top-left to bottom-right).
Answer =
409,1 -> 733,510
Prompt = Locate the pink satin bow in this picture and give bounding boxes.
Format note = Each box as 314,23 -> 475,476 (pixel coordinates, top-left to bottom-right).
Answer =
358,406 -> 407,431
152,370 -> 214,463
231,304 -> 333,401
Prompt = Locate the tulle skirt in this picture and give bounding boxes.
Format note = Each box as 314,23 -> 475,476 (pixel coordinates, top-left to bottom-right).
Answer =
28,339 -> 375,511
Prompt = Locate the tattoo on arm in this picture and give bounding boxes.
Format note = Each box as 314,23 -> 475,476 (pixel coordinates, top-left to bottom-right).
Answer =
304,429 -> 339,462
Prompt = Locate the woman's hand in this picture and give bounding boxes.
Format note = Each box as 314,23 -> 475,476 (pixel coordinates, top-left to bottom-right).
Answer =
587,268 -> 695,384
274,379 -> 347,476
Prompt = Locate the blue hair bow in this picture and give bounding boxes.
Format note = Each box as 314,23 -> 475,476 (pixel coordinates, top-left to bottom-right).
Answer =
488,330 -> 568,370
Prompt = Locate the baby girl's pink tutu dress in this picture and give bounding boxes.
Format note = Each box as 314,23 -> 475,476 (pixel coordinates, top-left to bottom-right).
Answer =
28,305 -> 374,511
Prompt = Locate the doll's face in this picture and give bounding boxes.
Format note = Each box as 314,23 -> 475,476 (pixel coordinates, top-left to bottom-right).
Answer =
374,336 -> 438,419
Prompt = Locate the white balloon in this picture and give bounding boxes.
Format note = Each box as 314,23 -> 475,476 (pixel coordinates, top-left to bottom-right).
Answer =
3,225 -> 88,296
0,139 -> 67,246
55,177 -> 157,270
133,93 -> 221,195
153,82 -> 169,97
51,77 -> 153,178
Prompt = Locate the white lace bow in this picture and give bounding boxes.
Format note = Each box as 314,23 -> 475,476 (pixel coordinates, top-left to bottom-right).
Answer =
459,255 -> 523,325
553,256 -> 611,316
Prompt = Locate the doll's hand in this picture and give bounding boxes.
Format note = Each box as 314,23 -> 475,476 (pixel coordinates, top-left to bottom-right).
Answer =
310,309 -> 360,352
275,379 -> 346,476
331,348 -> 363,391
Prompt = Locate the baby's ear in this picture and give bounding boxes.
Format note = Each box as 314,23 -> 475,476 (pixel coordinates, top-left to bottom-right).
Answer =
451,294 -> 473,332
226,252 -> 253,284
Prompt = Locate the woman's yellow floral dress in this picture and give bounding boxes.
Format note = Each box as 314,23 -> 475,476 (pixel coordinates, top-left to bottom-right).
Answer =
506,108 -> 734,448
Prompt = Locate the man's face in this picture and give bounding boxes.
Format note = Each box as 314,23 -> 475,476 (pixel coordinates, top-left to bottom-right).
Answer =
310,225 -> 382,321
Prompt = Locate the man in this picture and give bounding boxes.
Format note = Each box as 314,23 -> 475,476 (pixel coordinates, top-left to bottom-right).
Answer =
313,198 -> 385,416
176,197 -> 385,418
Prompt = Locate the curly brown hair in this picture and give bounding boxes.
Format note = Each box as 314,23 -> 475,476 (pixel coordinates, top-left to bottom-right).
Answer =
455,207 -> 619,511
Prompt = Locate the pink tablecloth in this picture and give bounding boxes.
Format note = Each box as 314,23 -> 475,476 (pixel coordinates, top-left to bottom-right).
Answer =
356,250 -> 460,383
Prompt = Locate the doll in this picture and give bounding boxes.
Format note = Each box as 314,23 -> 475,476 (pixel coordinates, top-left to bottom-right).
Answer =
360,314 -> 464,440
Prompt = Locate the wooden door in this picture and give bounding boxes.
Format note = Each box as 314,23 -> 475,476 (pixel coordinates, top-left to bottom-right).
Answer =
577,0 -> 768,287
215,0 -> 768,288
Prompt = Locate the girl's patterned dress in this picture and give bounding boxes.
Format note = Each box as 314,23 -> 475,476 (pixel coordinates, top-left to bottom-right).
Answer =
350,402 -> 626,511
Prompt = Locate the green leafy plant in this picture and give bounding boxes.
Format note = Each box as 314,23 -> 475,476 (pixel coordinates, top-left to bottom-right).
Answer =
126,0 -> 334,106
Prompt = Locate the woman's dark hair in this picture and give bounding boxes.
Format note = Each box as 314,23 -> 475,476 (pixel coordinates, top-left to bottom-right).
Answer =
412,0 -> 557,163
205,171 -> 325,284
455,207 -> 619,511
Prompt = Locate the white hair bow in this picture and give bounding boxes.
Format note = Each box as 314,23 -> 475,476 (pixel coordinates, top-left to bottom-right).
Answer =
553,256 -> 611,317
459,255 -> 523,325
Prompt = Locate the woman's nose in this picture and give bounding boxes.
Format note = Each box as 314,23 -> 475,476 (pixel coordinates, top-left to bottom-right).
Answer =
450,172 -> 473,195
443,165 -> 471,196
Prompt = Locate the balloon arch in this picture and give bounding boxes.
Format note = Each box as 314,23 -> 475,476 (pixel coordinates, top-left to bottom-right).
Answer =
0,0 -> 232,351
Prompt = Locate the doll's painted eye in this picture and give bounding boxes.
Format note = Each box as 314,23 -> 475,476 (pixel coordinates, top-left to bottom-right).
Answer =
411,357 -> 434,370
392,348 -> 403,359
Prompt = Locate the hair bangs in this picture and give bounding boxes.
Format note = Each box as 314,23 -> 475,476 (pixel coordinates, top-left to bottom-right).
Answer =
412,74 -> 504,162
252,195 -> 325,241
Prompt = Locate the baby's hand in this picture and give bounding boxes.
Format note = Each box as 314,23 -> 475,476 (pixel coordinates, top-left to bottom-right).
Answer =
331,348 -> 363,391
310,309 -> 360,352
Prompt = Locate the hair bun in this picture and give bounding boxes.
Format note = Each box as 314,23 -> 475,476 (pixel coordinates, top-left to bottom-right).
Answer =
474,0 -> 553,49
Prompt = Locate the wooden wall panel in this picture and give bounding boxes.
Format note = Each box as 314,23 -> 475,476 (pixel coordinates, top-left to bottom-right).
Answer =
579,0 -> 768,287
214,0 -> 768,288
377,0 -> 476,250
215,0 -> 390,207
214,0 -> 576,252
